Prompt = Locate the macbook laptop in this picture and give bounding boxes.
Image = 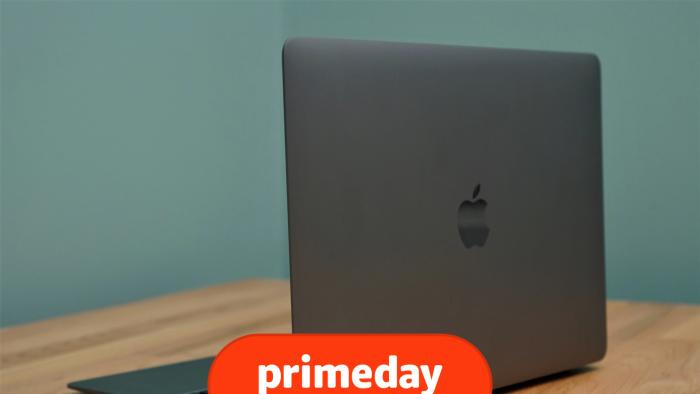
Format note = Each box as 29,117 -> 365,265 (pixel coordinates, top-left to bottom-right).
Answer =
69,37 -> 606,393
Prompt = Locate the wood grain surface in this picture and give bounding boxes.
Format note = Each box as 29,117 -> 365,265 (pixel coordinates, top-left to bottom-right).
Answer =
1,279 -> 698,393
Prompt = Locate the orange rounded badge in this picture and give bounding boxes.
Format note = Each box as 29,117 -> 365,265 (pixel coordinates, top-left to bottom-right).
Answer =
209,334 -> 492,394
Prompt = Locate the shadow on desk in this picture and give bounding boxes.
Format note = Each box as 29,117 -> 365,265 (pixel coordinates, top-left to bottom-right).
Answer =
495,366 -> 597,393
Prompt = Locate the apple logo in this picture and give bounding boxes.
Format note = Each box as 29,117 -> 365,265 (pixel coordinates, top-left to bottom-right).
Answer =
458,184 -> 490,248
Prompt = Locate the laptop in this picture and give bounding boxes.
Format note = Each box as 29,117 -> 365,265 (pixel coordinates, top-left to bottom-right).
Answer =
69,37 -> 606,393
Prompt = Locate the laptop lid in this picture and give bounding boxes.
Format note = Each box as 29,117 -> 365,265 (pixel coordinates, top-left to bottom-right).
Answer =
283,37 -> 606,389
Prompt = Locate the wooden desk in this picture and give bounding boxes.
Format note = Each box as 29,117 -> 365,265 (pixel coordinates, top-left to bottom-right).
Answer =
1,279 -> 698,393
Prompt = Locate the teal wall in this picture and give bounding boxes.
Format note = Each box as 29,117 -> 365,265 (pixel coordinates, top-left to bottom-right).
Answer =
1,1 -> 289,326
2,1 -> 698,327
